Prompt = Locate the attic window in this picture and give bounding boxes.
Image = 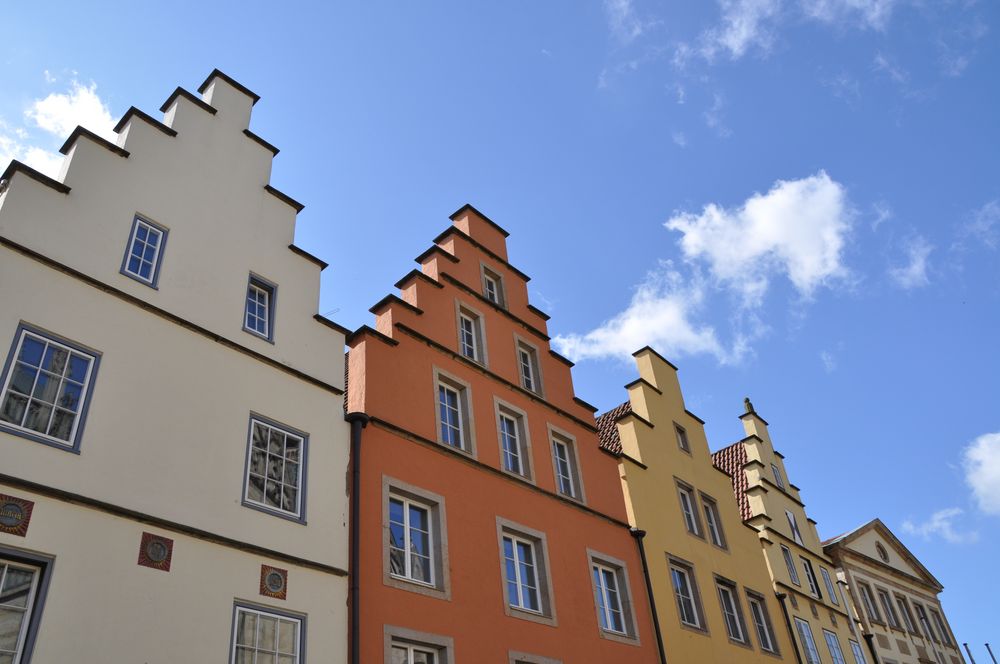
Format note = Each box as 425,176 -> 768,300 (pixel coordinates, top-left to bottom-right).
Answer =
875,542 -> 889,563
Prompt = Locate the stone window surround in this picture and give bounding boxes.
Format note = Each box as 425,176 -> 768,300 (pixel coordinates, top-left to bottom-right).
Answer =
480,261 -> 507,309
674,478 -> 705,540
453,299 -> 489,367
508,651 -> 562,664
546,423 -> 586,505
587,548 -> 641,646
714,574 -> 752,648
381,475 -> 451,601
495,516 -> 558,627
512,333 -> 544,398
745,588 -> 782,656
699,492 -> 728,551
493,396 -> 534,484
431,366 -> 477,458
384,624 -> 454,664
674,422 -> 691,453
666,552 -> 709,635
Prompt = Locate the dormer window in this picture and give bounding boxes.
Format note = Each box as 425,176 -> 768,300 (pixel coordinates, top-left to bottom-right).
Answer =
481,265 -> 505,308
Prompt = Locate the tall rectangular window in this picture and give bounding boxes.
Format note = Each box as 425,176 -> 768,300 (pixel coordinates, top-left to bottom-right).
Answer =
772,463 -> 786,490
930,609 -> 952,646
456,305 -> 486,364
389,496 -> 434,586
0,558 -> 42,663
0,325 -> 99,451
895,594 -> 916,633
877,588 -> 900,628
438,384 -> 462,447
821,567 -> 839,605
593,564 -> 626,634
231,604 -> 301,664
121,215 -> 167,287
914,603 -> 939,643
747,592 -> 779,654
858,582 -> 881,623
781,545 -> 800,585
550,431 -> 582,500
786,510 -> 804,544
824,629 -> 848,664
716,580 -> 748,644
794,617 -> 822,664
677,484 -> 702,537
701,495 -> 726,548
516,341 -> 541,395
481,266 -> 505,308
243,417 -> 306,520
675,424 -> 690,452
434,371 -> 473,454
244,275 -> 276,341
802,557 -> 822,598
668,559 -> 704,629
503,535 -> 540,612
849,639 -> 869,664
496,402 -> 531,480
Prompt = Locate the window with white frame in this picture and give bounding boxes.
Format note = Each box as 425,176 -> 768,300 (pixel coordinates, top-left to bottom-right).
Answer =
824,629 -> 848,664
716,579 -> 748,644
781,545 -> 801,585
786,510 -> 804,544
456,307 -> 485,364
502,533 -> 544,614
121,216 -> 167,286
675,424 -> 690,452
0,558 -> 42,663
244,275 -> 276,340
516,341 -> 541,394
701,495 -> 726,548
389,496 -> 434,586
550,431 -> 582,500
801,557 -> 822,599
244,417 -> 306,520
231,604 -> 301,664
877,588 -> 900,629
0,325 -> 99,450
482,267 -> 505,308
496,403 -> 531,479
821,567 -> 839,605
858,582 -> 881,623
747,591 -> 779,654
895,595 -> 916,633
392,642 -> 439,664
771,463 -> 786,490
849,639 -> 869,664
593,563 -> 626,635
794,617 -> 822,664
669,558 -> 704,629
677,483 -> 702,537
434,372 -> 472,453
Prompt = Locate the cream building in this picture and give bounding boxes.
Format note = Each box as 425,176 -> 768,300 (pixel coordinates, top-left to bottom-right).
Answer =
0,70 -> 350,662
714,401 -> 862,664
824,520 -> 966,664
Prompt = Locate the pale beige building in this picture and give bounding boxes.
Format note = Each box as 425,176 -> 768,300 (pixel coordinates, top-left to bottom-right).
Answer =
824,520 -> 965,664
0,70 -> 350,662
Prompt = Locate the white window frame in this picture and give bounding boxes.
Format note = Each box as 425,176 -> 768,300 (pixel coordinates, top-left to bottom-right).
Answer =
747,592 -> 779,654
794,617 -> 822,664
0,558 -> 42,664
121,215 -> 167,287
677,483 -> 702,537
495,399 -> 532,481
593,563 -> 627,635
802,557 -> 821,598
549,427 -> 583,501
496,518 -> 555,625
877,587 -> 900,628
242,416 -> 307,521
821,567 -> 839,605
786,510 -> 804,544
385,625 -> 453,664
433,369 -> 475,455
669,559 -> 703,629
0,325 -> 100,452
393,643 -> 438,664
459,313 -> 479,360
849,639 -> 869,664
503,534 -> 541,613
515,339 -> 542,395
389,495 -> 435,587
244,275 -> 276,341
230,604 -> 302,664
481,264 -> 506,308
858,582 -> 881,623
824,629 -> 848,664
701,494 -> 726,548
716,581 -> 748,644
781,545 -> 801,585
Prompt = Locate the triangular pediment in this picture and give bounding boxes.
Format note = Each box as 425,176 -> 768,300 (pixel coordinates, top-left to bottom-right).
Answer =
826,519 -> 943,590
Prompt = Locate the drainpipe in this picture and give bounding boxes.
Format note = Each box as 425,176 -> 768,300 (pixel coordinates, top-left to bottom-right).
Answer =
776,592 -> 804,664
863,634 -> 881,664
345,411 -> 370,664
630,528 -> 667,664
986,643 -> 997,664
964,643 -> 978,664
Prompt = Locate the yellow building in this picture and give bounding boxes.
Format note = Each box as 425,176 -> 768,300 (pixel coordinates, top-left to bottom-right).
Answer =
713,400 -> 864,664
597,347 -> 795,663
824,519 -> 966,664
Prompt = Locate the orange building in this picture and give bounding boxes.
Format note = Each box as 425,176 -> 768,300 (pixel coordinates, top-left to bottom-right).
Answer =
346,205 -> 663,663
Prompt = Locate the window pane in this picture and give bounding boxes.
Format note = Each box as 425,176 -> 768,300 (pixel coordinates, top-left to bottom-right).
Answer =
18,337 -> 45,366
9,365 -> 36,395
0,394 -> 27,425
42,347 -> 68,375
236,611 -> 257,646
391,646 -> 409,664
23,402 -> 52,434
277,620 -> 297,654
48,409 -> 75,441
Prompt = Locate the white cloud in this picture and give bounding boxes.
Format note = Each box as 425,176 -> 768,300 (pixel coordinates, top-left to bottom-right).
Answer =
888,235 -> 933,289
702,93 -> 732,137
820,350 -> 836,372
963,432 -> 1000,515
700,0 -> 783,60
802,0 -> 897,30
873,52 -> 909,84
604,0 -> 649,43
871,201 -> 892,230
25,81 -> 115,141
665,170 -> 852,307
43,69 -> 56,84
672,131 -> 688,148
902,507 -> 979,544
962,200 -> 1000,249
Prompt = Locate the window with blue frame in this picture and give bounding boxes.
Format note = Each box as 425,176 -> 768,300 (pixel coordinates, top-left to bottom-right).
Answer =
0,325 -> 99,451
244,275 -> 276,341
121,216 -> 167,287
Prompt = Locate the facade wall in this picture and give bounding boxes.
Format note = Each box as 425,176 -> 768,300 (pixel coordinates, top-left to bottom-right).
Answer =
604,348 -> 795,663
348,206 -> 661,663
0,70 -> 349,663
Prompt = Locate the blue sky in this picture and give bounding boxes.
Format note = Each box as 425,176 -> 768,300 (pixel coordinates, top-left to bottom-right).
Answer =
3,0 -> 998,652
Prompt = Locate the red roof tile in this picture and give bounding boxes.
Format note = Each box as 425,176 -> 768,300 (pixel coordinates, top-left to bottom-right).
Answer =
712,441 -> 753,521
595,401 -> 632,456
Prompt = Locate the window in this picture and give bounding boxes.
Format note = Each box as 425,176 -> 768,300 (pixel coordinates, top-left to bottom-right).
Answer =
434,370 -> 474,454
877,588 -> 900,629
385,626 -> 453,664
243,416 -> 307,520
588,550 -> 638,641
516,340 -> 542,394
497,519 -> 554,623
701,495 -> 726,548
390,496 -> 433,586
455,304 -> 486,364
895,594 -> 916,633
244,275 -> 276,341
481,265 -> 505,308
802,557 -> 822,599
383,479 -> 449,599
849,639 -> 869,664
747,592 -> 779,654
781,545 -> 801,585
121,215 -> 167,287
0,557 -> 43,663
230,604 -> 301,664
677,483 -> 702,537
550,429 -> 583,501
794,617 -> 822,664
716,580 -> 748,644
772,463 -> 786,490
495,401 -> 532,480
857,582 -> 881,623
675,424 -> 690,452
392,643 -> 438,664
824,629 -> 848,664
0,325 -> 99,451
930,609 -> 952,646
821,567 -> 839,605
668,558 -> 704,629
875,542 -> 889,563
786,510 -> 804,545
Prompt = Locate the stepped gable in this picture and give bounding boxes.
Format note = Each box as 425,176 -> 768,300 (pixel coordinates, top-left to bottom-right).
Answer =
711,441 -> 752,521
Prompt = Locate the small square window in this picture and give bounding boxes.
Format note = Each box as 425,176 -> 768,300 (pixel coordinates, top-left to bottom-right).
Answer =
700,494 -> 726,549
244,275 -> 277,341
550,428 -> 584,501
434,370 -> 475,455
716,578 -> 749,644
482,266 -> 505,308
0,324 -> 100,452
121,215 -> 167,287
495,400 -> 532,481
497,518 -> 555,625
676,482 -> 703,537
668,557 -> 705,630
383,477 -> 450,600
455,303 -> 486,364
589,550 -> 639,643
675,424 -> 690,452
516,340 -> 542,395
231,604 -> 302,663
243,416 -> 307,521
